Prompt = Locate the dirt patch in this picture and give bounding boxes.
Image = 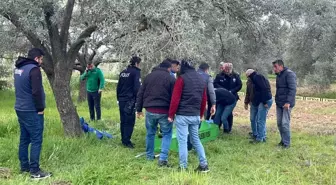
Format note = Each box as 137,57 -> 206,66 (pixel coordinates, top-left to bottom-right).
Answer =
0,167 -> 11,179
234,98 -> 336,135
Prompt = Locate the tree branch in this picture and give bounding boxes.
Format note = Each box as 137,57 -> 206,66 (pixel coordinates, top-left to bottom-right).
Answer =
60,0 -> 75,49
67,25 -> 97,64
43,2 -> 61,56
1,11 -> 54,75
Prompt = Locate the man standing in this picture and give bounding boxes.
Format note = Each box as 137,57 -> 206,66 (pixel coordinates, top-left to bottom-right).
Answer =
272,60 -> 297,148
246,69 -> 273,143
14,48 -> 51,179
136,60 -> 175,166
214,63 -> 242,133
168,60 -> 209,172
197,63 -> 216,119
80,63 -> 105,121
117,56 -> 141,148
244,76 -> 258,139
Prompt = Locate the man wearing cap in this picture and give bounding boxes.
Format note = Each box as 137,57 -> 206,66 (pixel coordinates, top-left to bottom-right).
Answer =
117,56 -> 142,148
245,69 -> 273,143
136,59 -> 175,167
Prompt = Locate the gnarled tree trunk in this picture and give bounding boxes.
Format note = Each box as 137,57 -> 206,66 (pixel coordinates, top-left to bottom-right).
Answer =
49,64 -> 82,136
78,71 -> 87,102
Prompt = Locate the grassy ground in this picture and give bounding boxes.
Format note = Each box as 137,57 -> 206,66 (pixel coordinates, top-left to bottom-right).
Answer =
0,80 -> 335,185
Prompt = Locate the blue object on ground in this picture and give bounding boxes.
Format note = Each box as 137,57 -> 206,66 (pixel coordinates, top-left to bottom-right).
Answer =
80,117 -> 113,139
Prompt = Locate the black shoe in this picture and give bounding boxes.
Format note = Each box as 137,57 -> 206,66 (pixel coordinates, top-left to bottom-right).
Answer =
158,160 -> 172,168
195,165 -> 210,173
177,167 -> 187,172
20,169 -> 30,174
248,132 -> 253,136
249,139 -> 265,144
123,143 -> 135,149
223,130 -> 232,134
278,141 -> 284,147
282,145 -> 290,149
30,170 -> 52,180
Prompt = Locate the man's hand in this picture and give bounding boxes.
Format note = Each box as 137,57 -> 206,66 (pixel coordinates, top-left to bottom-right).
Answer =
264,104 -> 268,108
38,111 -> 44,115
168,117 -> 174,123
136,112 -> 143,119
283,103 -> 290,109
244,104 -> 248,110
210,105 -> 216,117
98,89 -> 103,94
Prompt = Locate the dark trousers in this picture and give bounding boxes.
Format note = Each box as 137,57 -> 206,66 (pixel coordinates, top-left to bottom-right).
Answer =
16,111 -> 44,173
118,101 -> 136,145
87,91 -> 101,120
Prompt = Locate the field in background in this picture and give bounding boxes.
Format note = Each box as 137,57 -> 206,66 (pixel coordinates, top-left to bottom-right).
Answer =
0,80 -> 335,185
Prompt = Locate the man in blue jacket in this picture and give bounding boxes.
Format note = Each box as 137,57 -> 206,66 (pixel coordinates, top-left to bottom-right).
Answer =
14,48 -> 51,179
117,56 -> 141,148
246,69 -> 273,143
272,60 -> 297,149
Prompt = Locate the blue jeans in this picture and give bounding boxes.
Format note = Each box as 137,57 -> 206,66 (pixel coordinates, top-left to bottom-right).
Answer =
250,104 -> 258,137
255,99 -> 273,141
175,115 -> 207,169
145,112 -> 172,161
214,101 -> 237,132
87,91 -> 101,120
16,111 -> 44,173
276,106 -> 292,146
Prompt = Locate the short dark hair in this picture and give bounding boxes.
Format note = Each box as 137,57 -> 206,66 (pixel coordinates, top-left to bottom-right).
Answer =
199,63 -> 210,71
130,56 -> 141,66
159,60 -> 172,69
272,59 -> 284,66
28,48 -> 44,60
171,60 -> 180,65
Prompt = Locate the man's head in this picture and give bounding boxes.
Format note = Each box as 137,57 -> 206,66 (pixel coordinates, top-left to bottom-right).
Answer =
87,63 -> 95,70
28,48 -> 44,65
245,69 -> 255,78
199,63 -> 210,74
180,59 -> 195,75
170,60 -> 180,73
159,60 -> 172,72
130,56 -> 141,68
220,62 -> 233,74
272,59 -> 285,74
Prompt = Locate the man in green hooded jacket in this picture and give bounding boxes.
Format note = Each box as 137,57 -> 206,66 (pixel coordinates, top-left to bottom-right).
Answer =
80,63 -> 105,121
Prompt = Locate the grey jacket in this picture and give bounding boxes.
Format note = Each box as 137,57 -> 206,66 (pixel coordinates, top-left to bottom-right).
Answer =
275,68 -> 297,108
197,69 -> 216,106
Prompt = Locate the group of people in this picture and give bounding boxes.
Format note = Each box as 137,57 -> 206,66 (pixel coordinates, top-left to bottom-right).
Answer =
13,48 -> 297,179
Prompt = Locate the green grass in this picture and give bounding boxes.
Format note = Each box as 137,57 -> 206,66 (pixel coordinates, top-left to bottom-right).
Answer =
0,81 -> 335,185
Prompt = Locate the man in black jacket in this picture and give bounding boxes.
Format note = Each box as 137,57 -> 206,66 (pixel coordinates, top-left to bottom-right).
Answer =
214,63 -> 242,133
272,60 -> 297,148
246,69 -> 273,143
117,56 -> 141,148
136,60 -> 175,166
14,48 -> 51,179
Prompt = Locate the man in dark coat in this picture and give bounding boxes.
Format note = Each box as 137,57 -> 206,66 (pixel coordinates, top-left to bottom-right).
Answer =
117,56 -> 141,148
214,63 -> 242,133
136,60 -> 175,166
14,48 -> 52,179
246,69 -> 273,143
272,60 -> 297,148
